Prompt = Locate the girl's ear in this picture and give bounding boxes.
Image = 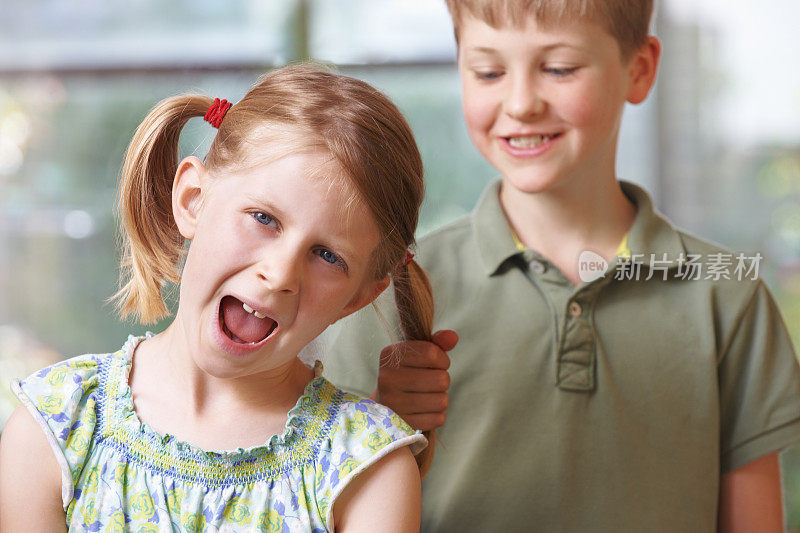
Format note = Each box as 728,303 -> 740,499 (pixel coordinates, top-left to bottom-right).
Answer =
626,36 -> 661,105
338,275 -> 391,320
172,156 -> 207,240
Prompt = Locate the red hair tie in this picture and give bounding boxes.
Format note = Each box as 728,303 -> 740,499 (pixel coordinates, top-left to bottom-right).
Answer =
403,250 -> 415,266
204,98 -> 232,128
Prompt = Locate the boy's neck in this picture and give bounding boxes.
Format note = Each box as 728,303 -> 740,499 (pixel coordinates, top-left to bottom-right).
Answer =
499,173 -> 636,286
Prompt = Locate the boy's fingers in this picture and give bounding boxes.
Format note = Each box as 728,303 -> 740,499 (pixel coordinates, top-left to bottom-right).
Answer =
401,412 -> 447,432
379,367 -> 450,393
379,391 -> 449,415
379,341 -> 450,370
432,329 -> 459,352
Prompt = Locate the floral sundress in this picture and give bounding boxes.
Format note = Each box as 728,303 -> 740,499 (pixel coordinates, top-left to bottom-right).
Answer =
12,335 -> 426,532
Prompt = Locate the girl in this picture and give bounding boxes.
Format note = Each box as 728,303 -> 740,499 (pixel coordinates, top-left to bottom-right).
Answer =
0,63 -> 434,532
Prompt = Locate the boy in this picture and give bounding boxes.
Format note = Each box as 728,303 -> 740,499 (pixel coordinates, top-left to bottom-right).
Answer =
325,1 -> 800,531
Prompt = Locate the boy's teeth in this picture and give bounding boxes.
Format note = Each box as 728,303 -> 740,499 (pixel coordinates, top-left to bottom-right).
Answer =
508,135 -> 554,148
254,311 -> 266,319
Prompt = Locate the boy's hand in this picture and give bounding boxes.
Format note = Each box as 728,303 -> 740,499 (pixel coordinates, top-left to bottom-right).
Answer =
371,330 -> 458,432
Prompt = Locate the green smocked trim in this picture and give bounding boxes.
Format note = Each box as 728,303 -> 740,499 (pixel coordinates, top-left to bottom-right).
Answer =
94,336 -> 344,488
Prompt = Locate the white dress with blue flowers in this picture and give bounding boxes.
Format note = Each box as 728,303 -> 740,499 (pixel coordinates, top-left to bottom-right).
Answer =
12,335 -> 426,532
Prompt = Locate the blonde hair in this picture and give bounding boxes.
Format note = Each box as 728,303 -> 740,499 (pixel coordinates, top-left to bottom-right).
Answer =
445,0 -> 654,59
113,62 -> 437,475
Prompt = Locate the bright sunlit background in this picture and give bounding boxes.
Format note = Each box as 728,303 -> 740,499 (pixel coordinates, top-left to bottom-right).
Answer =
1,0 -> 799,526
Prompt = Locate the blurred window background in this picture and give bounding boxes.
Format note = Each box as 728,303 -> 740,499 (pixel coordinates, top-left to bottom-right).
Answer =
1,0 -> 799,525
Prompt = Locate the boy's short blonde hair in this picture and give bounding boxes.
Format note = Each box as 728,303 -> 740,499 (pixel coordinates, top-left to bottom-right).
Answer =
445,0 -> 654,59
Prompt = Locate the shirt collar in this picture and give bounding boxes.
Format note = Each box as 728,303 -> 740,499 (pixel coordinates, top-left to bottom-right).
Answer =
472,179 -> 686,277
472,179 -> 522,276
621,181 -> 686,268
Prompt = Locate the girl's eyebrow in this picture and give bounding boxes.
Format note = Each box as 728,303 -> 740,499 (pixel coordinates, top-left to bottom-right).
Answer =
317,230 -> 360,265
244,193 -> 285,217
326,239 -> 358,266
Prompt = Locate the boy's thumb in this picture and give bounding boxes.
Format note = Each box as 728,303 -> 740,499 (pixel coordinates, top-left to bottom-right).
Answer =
432,329 -> 458,352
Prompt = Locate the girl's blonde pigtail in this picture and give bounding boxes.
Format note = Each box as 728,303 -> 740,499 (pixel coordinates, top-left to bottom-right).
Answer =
392,258 -> 437,477
112,95 -> 213,323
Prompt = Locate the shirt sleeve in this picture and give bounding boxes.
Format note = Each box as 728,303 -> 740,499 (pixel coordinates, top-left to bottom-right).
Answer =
314,395 -> 427,529
718,280 -> 800,474
11,353 -> 102,508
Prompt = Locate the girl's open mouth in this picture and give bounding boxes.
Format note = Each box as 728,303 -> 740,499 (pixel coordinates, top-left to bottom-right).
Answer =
219,295 -> 278,345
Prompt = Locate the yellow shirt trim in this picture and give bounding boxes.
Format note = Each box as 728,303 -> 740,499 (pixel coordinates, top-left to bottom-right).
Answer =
615,234 -> 631,260
511,227 -> 527,252
511,228 -> 631,259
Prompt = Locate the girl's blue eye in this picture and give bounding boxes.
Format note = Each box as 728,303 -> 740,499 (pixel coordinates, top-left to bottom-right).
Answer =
315,249 -> 347,271
252,212 -> 278,228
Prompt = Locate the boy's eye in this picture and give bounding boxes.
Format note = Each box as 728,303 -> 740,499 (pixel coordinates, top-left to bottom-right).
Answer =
315,249 -> 347,271
251,211 -> 278,228
544,66 -> 579,77
473,70 -> 503,81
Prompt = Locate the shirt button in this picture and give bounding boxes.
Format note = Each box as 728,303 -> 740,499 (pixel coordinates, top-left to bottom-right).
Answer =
529,259 -> 546,274
568,301 -> 582,317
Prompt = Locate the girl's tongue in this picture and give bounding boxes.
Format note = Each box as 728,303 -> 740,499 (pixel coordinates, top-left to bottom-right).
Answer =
220,296 -> 276,344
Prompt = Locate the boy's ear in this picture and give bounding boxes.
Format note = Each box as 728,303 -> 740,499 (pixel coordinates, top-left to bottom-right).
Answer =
338,275 -> 391,321
626,36 -> 662,105
172,156 -> 207,240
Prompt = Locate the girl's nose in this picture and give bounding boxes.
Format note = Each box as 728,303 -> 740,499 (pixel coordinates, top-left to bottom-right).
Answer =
257,250 -> 301,294
504,75 -> 546,121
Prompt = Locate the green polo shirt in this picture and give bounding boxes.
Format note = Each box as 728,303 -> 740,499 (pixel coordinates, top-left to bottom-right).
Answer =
323,179 -> 800,532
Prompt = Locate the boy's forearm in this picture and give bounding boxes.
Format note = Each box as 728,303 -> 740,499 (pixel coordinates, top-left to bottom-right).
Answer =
717,452 -> 784,533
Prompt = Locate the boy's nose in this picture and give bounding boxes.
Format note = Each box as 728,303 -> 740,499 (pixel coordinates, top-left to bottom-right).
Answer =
504,76 -> 546,121
256,250 -> 301,294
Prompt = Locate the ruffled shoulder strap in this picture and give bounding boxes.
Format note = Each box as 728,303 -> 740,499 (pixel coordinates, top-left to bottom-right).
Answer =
11,347 -> 110,509
313,388 -> 427,527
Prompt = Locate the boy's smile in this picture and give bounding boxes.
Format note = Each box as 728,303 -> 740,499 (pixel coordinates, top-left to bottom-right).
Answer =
457,14 -> 644,196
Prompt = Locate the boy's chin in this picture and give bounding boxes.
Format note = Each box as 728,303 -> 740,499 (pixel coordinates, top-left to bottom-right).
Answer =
499,170 -> 567,196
